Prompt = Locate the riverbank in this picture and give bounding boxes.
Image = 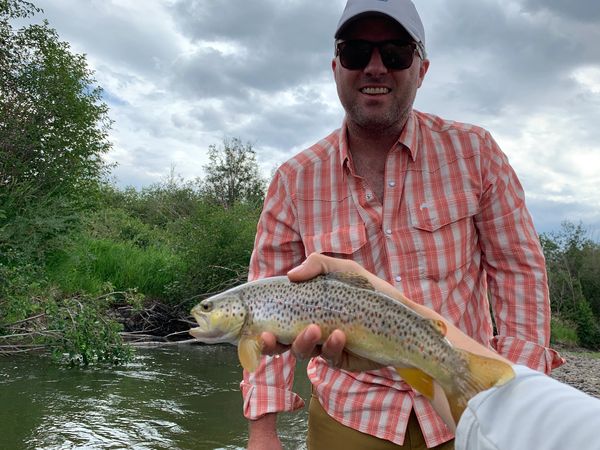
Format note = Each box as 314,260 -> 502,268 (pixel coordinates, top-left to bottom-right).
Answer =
551,347 -> 600,398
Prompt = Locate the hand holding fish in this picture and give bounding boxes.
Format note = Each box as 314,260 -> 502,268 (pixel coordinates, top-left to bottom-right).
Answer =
259,253 -> 513,430
265,252 -> 510,366
190,252 -> 515,432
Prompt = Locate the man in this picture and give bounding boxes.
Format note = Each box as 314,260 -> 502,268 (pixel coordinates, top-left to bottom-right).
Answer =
243,1 -> 564,449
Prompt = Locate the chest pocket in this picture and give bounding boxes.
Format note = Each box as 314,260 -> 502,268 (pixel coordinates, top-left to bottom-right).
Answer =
408,191 -> 480,280
302,224 -> 368,259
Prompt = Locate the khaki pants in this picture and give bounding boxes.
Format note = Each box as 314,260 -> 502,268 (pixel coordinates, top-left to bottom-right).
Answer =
307,395 -> 454,450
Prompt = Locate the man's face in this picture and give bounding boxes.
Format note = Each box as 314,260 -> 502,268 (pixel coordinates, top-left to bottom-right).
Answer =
332,16 -> 429,133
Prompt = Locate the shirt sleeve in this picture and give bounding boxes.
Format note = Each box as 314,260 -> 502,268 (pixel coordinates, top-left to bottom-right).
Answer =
241,169 -> 307,419
455,365 -> 600,450
475,133 -> 564,373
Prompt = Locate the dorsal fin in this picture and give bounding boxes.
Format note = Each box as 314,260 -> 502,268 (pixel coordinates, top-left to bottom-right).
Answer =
325,272 -> 376,291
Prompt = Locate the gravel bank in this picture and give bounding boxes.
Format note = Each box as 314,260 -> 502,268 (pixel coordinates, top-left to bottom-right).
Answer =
551,348 -> 600,398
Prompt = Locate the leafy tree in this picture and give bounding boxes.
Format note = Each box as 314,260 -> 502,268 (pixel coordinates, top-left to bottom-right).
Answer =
540,222 -> 593,315
574,295 -> 600,350
1,0 -> 112,201
200,137 -> 266,208
541,221 -> 600,349
1,0 -> 112,264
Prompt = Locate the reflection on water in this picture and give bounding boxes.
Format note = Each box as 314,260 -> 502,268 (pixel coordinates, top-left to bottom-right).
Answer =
0,345 -> 311,450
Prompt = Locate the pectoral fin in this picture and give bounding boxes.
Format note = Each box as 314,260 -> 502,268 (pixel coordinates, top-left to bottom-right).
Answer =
238,335 -> 264,372
396,367 -> 435,400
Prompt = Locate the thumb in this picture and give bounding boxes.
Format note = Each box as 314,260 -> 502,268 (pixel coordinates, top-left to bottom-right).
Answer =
287,253 -> 325,281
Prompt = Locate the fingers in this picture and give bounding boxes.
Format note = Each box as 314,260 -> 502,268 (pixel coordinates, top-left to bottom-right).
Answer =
291,324 -> 322,359
260,331 -> 290,356
261,325 -> 346,364
261,325 -> 324,360
321,329 -> 346,367
287,253 -> 359,282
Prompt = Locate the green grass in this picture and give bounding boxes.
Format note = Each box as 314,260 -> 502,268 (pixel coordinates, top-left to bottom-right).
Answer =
550,316 -> 580,347
47,236 -> 183,300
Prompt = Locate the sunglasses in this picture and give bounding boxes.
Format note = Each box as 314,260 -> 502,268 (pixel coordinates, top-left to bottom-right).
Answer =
335,40 -> 419,71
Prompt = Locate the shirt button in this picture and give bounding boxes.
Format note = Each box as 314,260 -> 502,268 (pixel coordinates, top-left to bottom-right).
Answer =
388,181 -> 396,187
385,228 -> 392,235
366,192 -> 373,200
395,275 -> 402,282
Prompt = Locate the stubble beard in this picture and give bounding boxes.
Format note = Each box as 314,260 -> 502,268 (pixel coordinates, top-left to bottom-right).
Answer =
346,100 -> 412,136
348,103 -> 399,132
341,83 -> 417,135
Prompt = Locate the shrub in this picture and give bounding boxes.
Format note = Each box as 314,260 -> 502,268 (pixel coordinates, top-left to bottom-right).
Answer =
550,316 -> 579,347
45,290 -> 135,366
173,201 -> 260,304
574,300 -> 600,350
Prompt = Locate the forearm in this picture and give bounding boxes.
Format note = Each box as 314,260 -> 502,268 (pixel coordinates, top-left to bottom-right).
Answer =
247,413 -> 282,450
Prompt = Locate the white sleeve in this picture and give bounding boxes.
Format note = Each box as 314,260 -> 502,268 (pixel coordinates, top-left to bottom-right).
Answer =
455,365 -> 600,450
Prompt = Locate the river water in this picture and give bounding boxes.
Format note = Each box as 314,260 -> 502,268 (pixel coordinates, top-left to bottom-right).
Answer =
0,345 -> 311,450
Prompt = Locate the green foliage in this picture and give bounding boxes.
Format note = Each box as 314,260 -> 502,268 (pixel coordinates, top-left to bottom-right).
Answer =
550,316 -> 579,347
0,0 -> 40,19
578,244 -> 600,319
0,185 -> 81,264
47,234 -> 182,301
118,177 -> 200,228
0,250 -> 46,324
200,137 -> 266,208
1,0 -> 111,289
173,201 -> 260,303
541,221 -> 600,350
45,291 -> 135,366
574,299 -> 600,350
1,1 -> 111,199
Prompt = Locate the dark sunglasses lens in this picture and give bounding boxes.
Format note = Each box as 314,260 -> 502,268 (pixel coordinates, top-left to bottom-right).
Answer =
338,41 -> 415,70
380,43 -> 414,70
338,41 -> 373,70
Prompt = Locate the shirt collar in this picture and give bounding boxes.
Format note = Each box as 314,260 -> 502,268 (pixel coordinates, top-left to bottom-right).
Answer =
398,110 -> 419,162
339,110 -> 419,173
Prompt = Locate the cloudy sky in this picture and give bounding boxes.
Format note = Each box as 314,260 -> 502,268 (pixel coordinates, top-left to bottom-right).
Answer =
22,0 -> 600,235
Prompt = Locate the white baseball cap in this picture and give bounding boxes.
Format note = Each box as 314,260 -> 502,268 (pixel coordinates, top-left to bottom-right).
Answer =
335,0 -> 426,57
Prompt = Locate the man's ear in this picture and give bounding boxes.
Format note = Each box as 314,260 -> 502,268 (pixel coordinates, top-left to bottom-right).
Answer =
417,58 -> 430,88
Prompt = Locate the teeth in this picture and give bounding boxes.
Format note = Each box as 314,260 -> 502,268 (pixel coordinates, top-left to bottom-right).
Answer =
361,87 -> 390,95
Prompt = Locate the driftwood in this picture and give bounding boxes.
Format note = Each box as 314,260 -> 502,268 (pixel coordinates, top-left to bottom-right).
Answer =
0,293 -> 203,356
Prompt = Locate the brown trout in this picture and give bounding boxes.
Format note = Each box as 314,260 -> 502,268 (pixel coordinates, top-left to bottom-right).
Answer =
189,272 -> 514,422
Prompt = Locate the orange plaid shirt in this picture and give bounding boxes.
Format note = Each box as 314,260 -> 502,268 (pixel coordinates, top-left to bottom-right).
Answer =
242,110 -> 564,447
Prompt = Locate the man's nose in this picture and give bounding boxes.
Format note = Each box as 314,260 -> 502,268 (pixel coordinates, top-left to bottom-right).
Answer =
364,48 -> 388,76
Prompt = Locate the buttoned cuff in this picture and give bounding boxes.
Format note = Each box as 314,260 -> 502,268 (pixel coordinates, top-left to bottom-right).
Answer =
240,381 -> 305,420
491,335 -> 565,374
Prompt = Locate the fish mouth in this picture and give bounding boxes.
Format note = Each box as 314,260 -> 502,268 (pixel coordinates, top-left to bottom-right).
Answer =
189,312 -> 232,343
189,326 -> 228,343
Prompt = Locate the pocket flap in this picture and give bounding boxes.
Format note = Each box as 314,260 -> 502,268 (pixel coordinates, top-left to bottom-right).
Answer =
410,191 -> 480,232
303,224 -> 368,256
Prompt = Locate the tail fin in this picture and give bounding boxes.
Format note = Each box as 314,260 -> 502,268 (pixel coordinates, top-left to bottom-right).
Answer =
447,349 -> 515,423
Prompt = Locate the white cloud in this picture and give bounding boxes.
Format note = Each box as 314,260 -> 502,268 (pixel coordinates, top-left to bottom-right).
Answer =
572,66 -> 600,94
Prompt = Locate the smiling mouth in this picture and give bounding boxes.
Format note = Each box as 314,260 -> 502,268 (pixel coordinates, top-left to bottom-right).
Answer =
360,87 -> 390,95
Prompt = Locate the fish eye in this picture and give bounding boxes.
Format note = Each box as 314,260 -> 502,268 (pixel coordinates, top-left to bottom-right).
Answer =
201,301 -> 213,312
